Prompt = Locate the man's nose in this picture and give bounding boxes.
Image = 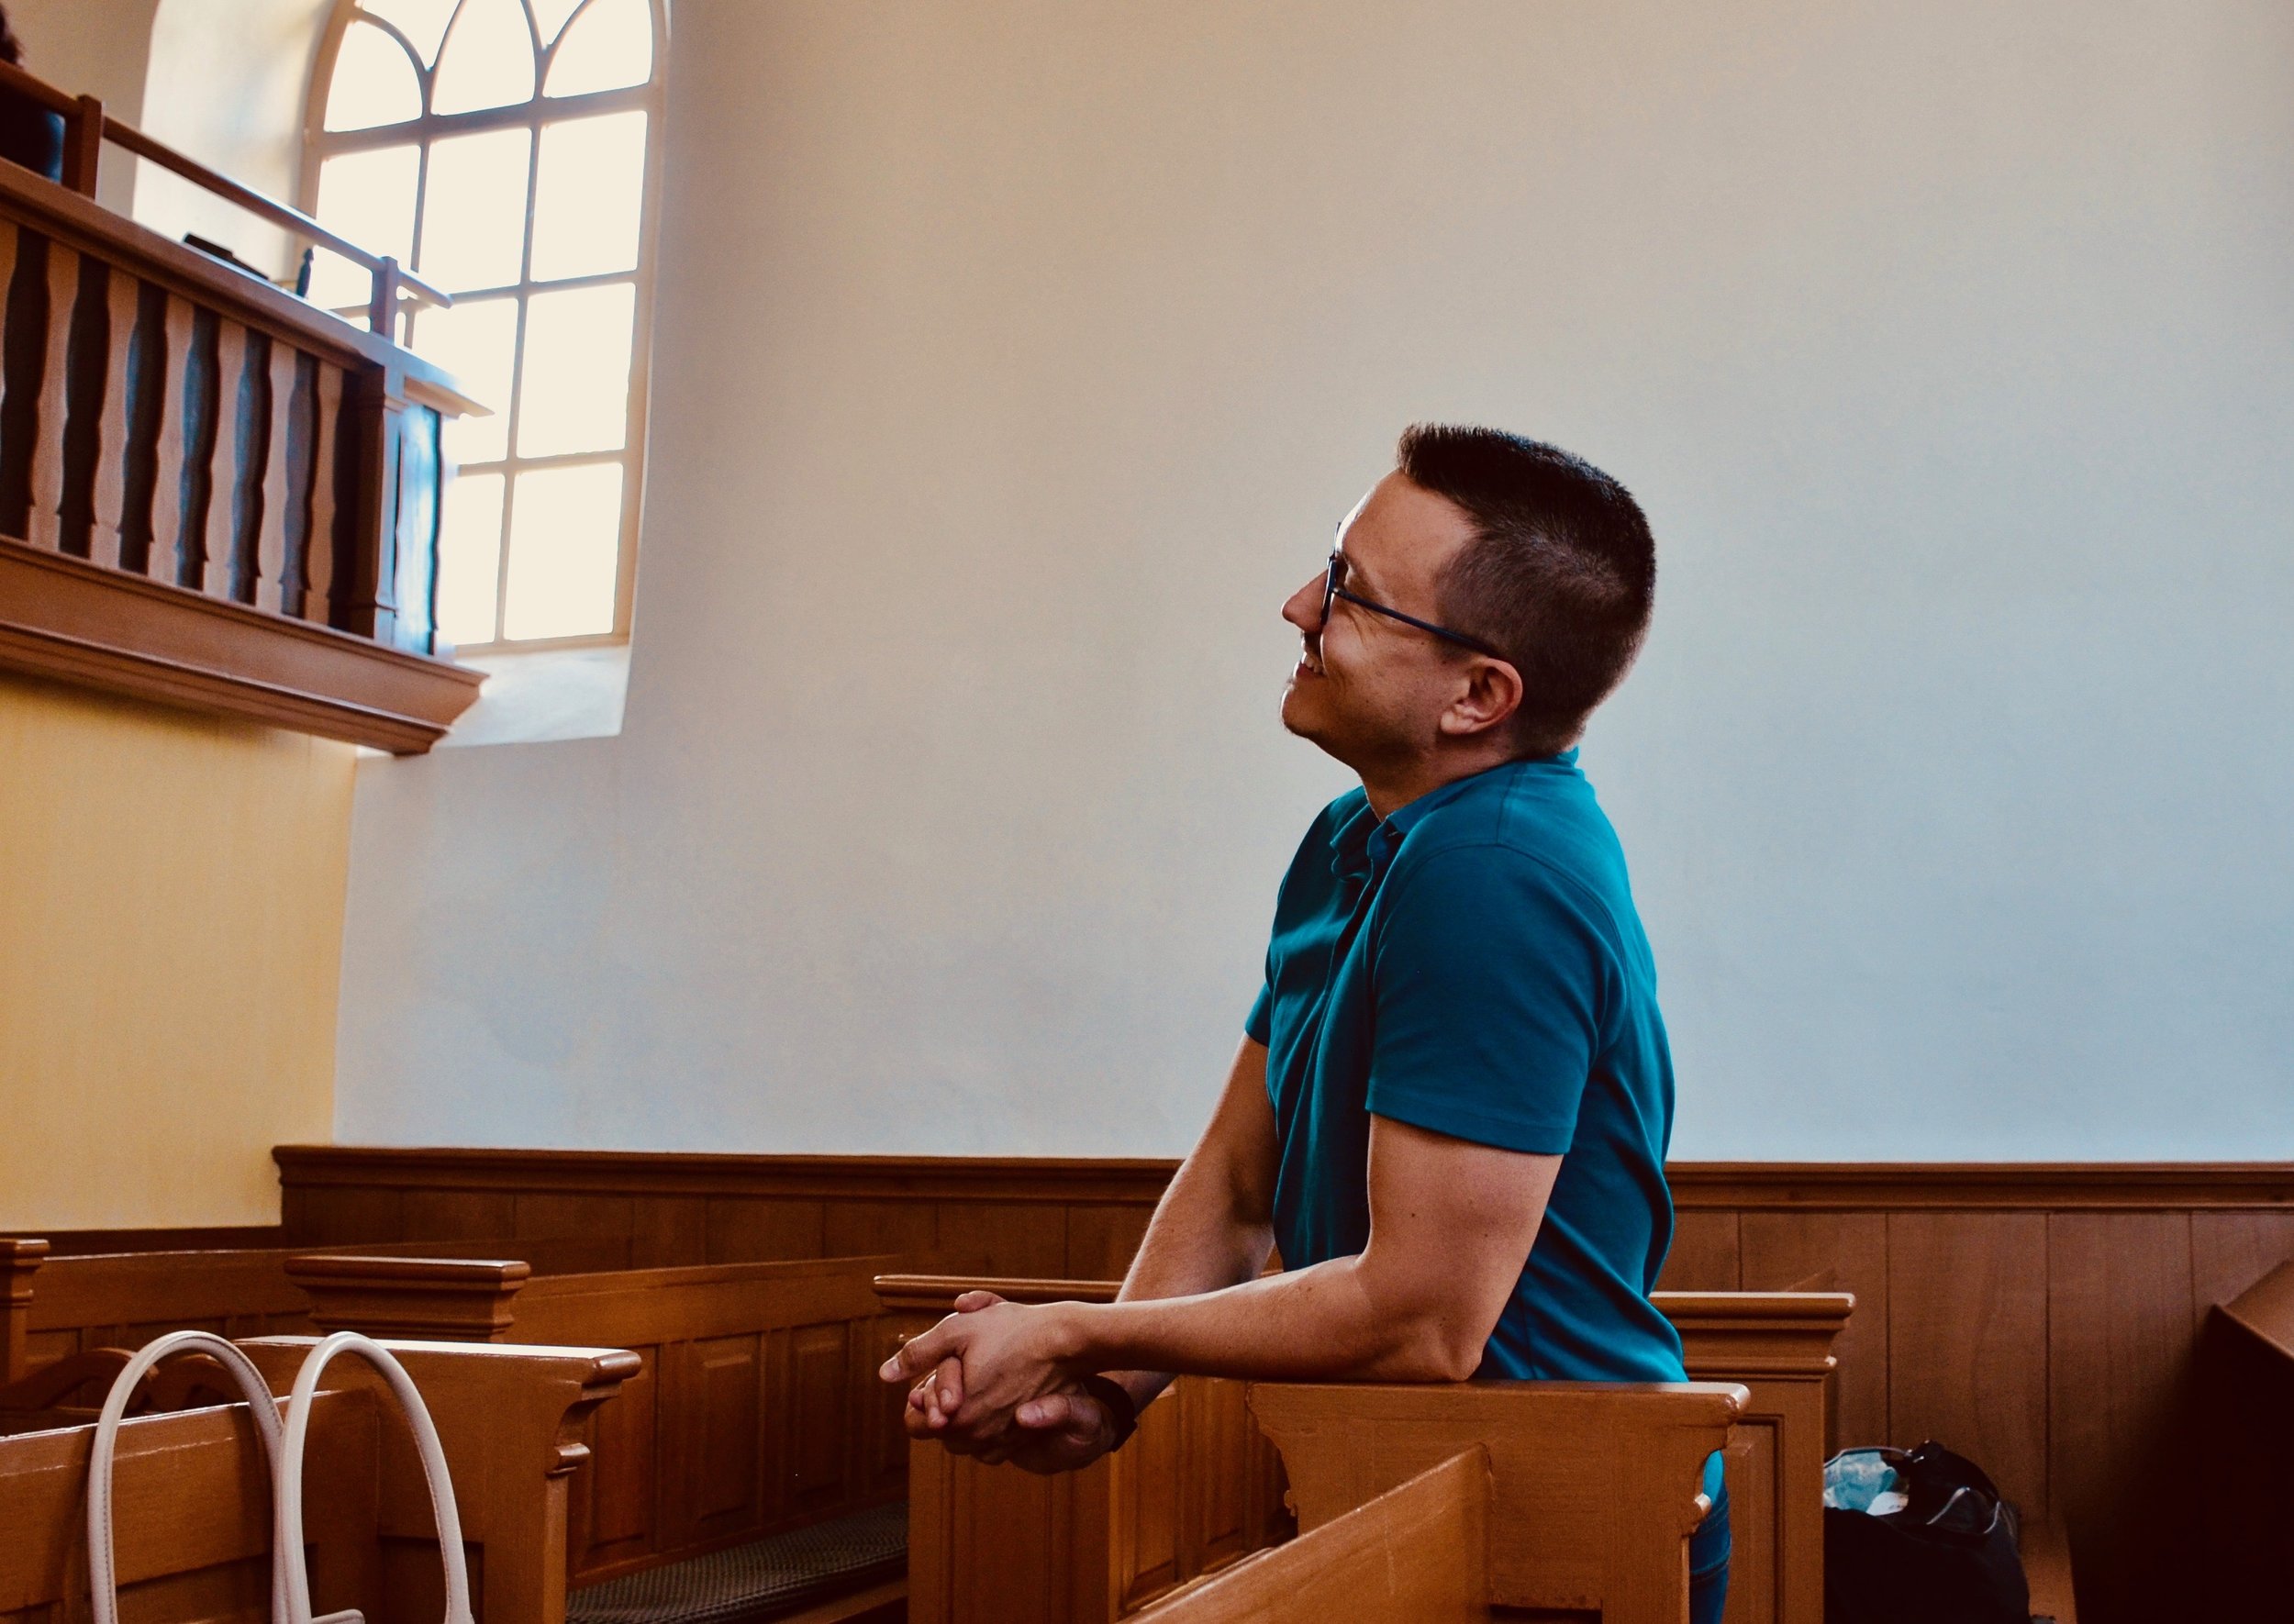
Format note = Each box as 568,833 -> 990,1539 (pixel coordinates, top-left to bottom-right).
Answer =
1282,575 -> 1325,633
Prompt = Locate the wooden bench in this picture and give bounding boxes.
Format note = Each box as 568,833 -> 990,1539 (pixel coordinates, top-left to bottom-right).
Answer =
878,1275 -> 1848,1624
285,1251 -> 911,1624
1133,1378 -> 1743,1624
0,1335 -> 636,1624
2195,1255 -> 2294,1618
0,1232 -> 628,1384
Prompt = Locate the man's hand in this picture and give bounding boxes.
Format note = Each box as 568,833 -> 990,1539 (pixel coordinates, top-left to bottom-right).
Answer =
884,1290 -> 1084,1452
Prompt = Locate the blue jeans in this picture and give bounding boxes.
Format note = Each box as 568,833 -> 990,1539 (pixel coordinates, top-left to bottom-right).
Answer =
1688,1482 -> 1731,1624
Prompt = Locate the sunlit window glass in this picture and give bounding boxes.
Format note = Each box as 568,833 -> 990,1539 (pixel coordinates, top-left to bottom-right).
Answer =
432,0 -> 538,115
546,0 -> 651,96
411,295 -> 520,463
311,0 -> 657,649
529,111 -> 646,280
360,0 -> 458,65
503,463 -> 623,640
311,144 -> 420,307
418,127 -> 532,291
324,21 -> 422,130
436,472 -> 507,647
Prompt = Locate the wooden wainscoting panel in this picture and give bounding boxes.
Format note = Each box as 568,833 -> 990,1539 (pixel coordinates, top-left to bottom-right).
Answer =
825,1202 -> 940,1263
514,1192 -> 636,1256
1718,1413 -> 1777,1624
695,1332 -> 766,1531
1657,1211 -> 1741,1291
398,1188 -> 516,1242
2047,1213 -> 2195,1623
1887,1213 -> 2050,1516
1740,1211 -> 1889,1447
785,1319 -> 857,1520
629,1196 -> 707,1267
574,1341 -> 660,1574
1066,1206 -> 1153,1282
2189,1211 -> 2294,1334
1111,1388 -> 1186,1613
706,1196 -> 827,1262
935,1202 -> 1068,1278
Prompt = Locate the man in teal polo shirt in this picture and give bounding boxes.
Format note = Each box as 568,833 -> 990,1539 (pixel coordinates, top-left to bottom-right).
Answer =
882,425 -> 1725,1619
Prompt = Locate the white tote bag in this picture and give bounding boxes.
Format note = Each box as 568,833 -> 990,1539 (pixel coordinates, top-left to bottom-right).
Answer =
84,1329 -> 475,1624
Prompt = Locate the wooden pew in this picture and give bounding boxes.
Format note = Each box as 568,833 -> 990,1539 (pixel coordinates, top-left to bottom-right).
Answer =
284,1251 -> 911,1604
1658,1290 -> 1853,1624
879,1274 -> 1847,1624
1136,1378 -> 1743,1624
0,1335 -> 636,1624
0,1232 -> 629,1383
2196,1255 -> 2294,1618
876,1275 -> 1292,1624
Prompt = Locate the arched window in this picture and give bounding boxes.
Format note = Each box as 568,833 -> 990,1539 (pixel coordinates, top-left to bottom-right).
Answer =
304,0 -> 663,651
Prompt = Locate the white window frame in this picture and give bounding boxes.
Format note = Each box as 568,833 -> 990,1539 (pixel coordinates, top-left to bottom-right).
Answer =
301,0 -> 667,654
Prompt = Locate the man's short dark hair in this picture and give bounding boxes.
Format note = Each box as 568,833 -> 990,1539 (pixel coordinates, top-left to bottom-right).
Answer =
1397,424 -> 1655,755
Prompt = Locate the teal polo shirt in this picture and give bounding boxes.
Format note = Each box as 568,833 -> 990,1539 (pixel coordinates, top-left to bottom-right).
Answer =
1243,751 -> 1687,1385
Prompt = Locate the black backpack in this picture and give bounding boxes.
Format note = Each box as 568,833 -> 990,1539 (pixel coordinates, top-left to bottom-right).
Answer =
1823,1441 -> 2032,1624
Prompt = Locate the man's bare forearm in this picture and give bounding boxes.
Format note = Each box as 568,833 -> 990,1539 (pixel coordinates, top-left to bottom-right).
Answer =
1103,1040 -> 1280,1408
1066,1252 -> 1477,1386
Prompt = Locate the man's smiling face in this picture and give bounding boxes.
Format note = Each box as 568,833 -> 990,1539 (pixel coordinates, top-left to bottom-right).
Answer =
1278,471 -> 1483,774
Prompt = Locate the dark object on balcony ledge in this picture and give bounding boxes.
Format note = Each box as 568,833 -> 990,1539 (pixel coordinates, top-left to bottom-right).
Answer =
183,231 -> 270,284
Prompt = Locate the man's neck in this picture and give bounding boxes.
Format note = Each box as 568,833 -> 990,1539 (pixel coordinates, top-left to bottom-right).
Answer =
1357,748 -> 1516,823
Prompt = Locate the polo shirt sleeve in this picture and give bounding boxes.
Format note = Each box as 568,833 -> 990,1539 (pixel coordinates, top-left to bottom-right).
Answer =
1365,843 -> 1618,1155
1245,979 -> 1273,1046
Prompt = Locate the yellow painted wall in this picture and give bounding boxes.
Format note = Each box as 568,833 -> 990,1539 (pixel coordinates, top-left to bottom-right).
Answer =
0,673 -> 354,1229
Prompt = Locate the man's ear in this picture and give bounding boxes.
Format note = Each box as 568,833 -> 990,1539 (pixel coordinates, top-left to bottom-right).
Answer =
1439,657 -> 1523,740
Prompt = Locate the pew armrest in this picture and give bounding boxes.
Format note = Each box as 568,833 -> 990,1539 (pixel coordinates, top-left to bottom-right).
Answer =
1248,1379 -> 1743,1620
242,1336 -> 640,1624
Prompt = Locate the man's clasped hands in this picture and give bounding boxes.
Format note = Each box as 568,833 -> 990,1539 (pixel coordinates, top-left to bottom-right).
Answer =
877,1289 -> 1129,1474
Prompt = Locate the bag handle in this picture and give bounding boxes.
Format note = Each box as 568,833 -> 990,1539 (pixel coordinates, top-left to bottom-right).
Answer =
85,1331 -> 291,1624
277,1331 -> 474,1624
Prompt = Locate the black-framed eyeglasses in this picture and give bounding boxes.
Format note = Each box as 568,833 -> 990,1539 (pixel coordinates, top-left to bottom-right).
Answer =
1321,551 -> 1508,660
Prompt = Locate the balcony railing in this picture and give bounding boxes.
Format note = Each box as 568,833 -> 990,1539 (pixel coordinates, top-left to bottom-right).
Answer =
0,61 -> 483,752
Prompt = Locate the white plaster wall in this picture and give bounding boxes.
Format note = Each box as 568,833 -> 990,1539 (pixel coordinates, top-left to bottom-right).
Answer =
134,0 -> 329,276
337,0 -> 2294,1160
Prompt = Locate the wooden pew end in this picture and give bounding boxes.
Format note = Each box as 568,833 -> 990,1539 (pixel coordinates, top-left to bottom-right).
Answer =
2021,1513 -> 2076,1624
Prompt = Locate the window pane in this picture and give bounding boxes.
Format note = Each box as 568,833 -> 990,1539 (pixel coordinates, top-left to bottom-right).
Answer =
360,0 -> 461,66
517,282 -> 634,456
309,145 -> 420,308
529,0 -> 585,47
418,127 -> 531,292
325,20 -> 422,130
411,295 -> 519,462
529,111 -> 646,282
545,0 -> 651,96
432,0 -> 538,114
503,462 -> 621,639
437,471 -> 507,646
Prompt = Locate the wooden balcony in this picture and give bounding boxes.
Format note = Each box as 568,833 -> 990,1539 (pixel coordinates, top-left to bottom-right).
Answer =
0,65 -> 484,752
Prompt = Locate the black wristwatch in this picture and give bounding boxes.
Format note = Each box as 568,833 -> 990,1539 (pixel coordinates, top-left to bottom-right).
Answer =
1077,1374 -> 1140,1452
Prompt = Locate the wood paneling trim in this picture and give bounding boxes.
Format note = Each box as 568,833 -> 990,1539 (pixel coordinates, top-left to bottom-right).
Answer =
277,1146 -> 2294,1211
1668,1162 -> 2294,1211
276,1144 -> 1184,1203
0,538 -> 483,751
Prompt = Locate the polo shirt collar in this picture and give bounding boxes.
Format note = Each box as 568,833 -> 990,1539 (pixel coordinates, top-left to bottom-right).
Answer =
1336,751 -> 1583,884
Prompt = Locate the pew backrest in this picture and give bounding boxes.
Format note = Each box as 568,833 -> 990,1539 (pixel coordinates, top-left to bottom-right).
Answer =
0,1235 -> 632,1383
879,1274 -> 1844,1624
1130,1451 -> 1490,1624
0,1337 -> 636,1624
286,1252 -> 909,1583
1251,1379 -> 1742,1621
2199,1257 -> 2294,1618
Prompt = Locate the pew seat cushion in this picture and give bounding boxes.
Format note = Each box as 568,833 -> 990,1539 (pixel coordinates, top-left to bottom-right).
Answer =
568,1503 -> 906,1624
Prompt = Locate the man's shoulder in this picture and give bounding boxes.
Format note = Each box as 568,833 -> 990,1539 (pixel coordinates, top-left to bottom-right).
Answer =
1407,762 -> 1618,868
1391,766 -> 1632,931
